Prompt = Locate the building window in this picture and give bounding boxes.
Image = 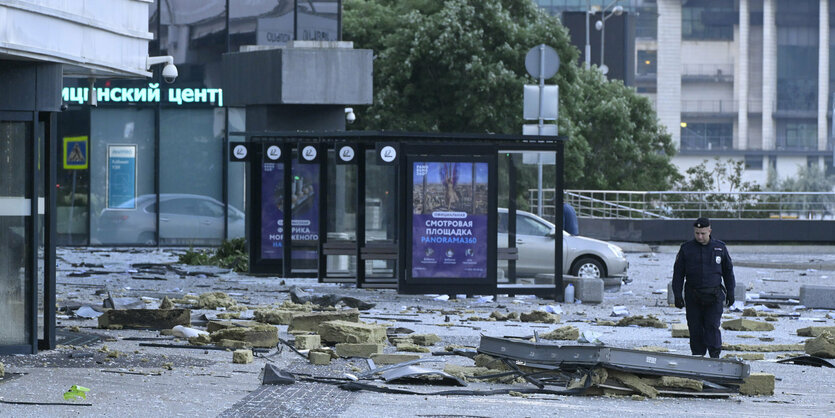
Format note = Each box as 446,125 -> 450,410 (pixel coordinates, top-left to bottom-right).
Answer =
825,156 -> 835,177
777,26 -> 818,112
680,122 -> 733,150
682,1 -> 734,41
637,50 -> 656,75
779,122 -> 817,150
745,155 -> 763,170
807,156 -> 820,168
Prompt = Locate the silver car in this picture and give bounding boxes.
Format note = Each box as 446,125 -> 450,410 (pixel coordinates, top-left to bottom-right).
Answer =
94,194 -> 245,245
498,208 -> 628,279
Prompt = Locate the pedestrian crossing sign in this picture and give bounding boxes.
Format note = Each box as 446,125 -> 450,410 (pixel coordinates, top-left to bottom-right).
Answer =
63,136 -> 88,170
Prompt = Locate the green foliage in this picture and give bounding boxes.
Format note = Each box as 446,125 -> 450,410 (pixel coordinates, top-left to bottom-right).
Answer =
767,164 -> 835,218
671,158 -> 764,218
343,0 -> 680,190
178,238 -> 248,273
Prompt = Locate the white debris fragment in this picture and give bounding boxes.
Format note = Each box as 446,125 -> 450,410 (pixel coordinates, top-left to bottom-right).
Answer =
611,306 -> 629,317
475,296 -> 494,303
652,289 -> 667,294
433,295 -> 450,301
729,301 -> 745,312
75,306 -> 103,318
172,325 -> 209,339
578,330 -> 603,345
540,305 -> 563,315
621,290 -> 634,296
746,293 -> 760,301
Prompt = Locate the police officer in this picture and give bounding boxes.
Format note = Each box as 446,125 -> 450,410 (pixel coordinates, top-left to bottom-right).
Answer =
672,217 -> 735,358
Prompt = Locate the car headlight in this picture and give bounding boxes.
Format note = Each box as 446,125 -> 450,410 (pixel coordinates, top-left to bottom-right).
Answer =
608,243 -> 624,259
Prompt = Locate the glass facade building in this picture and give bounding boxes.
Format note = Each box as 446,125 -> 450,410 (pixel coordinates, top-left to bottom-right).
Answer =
56,0 -> 342,246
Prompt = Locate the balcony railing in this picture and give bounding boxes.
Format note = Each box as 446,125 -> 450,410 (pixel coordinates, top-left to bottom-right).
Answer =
681,99 -> 737,114
682,63 -> 734,79
680,135 -> 733,151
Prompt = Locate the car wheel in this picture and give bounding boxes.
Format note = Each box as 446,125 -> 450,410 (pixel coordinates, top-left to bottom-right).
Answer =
571,257 -> 604,278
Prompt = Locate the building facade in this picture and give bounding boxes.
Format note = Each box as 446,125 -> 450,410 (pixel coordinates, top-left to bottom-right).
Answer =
538,0 -> 835,186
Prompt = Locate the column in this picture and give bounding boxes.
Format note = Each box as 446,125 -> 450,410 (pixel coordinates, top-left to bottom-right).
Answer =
738,0 -> 749,150
762,0 -> 776,150
819,0 -> 830,152
657,0 -> 682,148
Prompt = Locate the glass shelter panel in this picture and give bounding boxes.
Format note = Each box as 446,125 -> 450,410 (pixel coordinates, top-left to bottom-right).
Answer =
364,150 -> 397,278
90,109 -> 156,245
0,121 -> 31,346
160,109 -> 225,245
326,149 -> 358,277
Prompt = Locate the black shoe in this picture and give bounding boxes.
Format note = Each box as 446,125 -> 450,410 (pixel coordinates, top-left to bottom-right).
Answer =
709,351 -> 720,358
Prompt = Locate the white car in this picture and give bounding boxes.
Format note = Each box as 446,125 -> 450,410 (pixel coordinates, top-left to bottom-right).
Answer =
498,208 -> 628,280
95,194 -> 244,245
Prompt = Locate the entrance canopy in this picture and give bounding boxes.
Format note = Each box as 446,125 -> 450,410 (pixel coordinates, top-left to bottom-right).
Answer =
231,131 -> 567,300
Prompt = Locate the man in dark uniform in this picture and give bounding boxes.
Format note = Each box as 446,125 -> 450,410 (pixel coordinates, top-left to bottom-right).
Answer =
672,217 -> 735,358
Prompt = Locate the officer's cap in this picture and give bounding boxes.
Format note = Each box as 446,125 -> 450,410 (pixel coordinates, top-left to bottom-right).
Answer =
693,217 -> 710,228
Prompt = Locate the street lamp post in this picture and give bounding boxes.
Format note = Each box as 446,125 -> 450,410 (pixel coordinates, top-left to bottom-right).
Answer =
585,0 -> 591,70
594,1 -> 623,76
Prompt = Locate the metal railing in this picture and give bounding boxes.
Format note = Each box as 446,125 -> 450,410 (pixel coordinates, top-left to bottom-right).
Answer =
682,63 -> 733,78
529,189 -> 835,221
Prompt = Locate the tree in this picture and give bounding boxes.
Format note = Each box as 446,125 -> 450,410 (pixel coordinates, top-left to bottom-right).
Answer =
672,157 -> 763,218
769,164 -> 835,219
343,0 -> 679,190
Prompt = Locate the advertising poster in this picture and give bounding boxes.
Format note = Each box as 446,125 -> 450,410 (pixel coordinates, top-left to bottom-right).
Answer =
260,162 -> 320,260
107,145 -> 136,208
411,162 -> 489,279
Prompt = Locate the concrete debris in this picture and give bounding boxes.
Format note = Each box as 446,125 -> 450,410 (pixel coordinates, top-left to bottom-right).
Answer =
594,319 -> 617,326
210,323 -> 279,348
646,376 -> 703,392
804,331 -> 835,358
233,349 -> 254,364
288,310 -> 360,332
443,364 -> 525,384
797,326 -> 835,337
207,320 -> 260,333
277,300 -> 317,312
216,312 -> 241,319
97,309 -> 190,330
723,343 -> 805,352
540,325 -> 580,341
75,305 -> 103,318
724,353 -> 765,361
104,296 -> 145,310
334,343 -> 384,358
607,369 -> 659,399
489,311 -> 520,321
253,309 -> 295,325
217,339 -> 252,349
396,343 -> 430,353
410,334 -> 442,346
722,319 -> 775,332
616,315 -> 666,328
188,334 -> 212,346
317,320 -> 387,345
295,334 -> 321,350
519,310 -> 561,324
309,351 -> 332,365
739,373 -> 775,396
0,362 -> 4,377
159,296 -> 174,310
635,346 -> 669,353
370,353 -> 421,365
671,323 -> 690,338
289,285 -> 375,310
197,292 -> 238,309
473,354 -> 511,371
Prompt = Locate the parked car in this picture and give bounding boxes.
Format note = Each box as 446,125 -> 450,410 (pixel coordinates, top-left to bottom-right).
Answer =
498,208 -> 628,280
94,194 -> 244,245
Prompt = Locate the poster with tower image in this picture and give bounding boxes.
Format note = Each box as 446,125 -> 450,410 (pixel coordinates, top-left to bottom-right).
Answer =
411,161 -> 488,279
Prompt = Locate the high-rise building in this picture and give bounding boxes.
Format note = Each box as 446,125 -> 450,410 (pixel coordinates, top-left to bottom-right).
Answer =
538,0 -> 835,186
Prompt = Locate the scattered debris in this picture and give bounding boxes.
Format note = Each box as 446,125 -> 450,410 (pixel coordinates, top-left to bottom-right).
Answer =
378,364 -> 465,386
159,296 -> 174,310
334,343 -> 384,358
289,286 -> 375,310
724,353 -> 765,361
804,331 -> 835,358
738,373 -> 775,396
519,310 -> 560,324
253,309 -> 296,325
722,319 -> 775,332
396,343 -> 430,353
317,320 -> 387,345
233,349 -> 254,364
490,311 -> 520,321
540,326 -> 580,341
611,306 -> 629,317
616,315 -> 666,328
295,334 -> 321,350
288,310 -> 361,332
262,364 -> 295,385
97,309 -> 190,330
0,362 -> 4,377
410,334 -> 442,346
309,351 -> 332,365
671,324 -> 689,338
723,343 -> 805,352
210,324 -> 279,348
775,356 -> 835,368
197,292 -> 238,309
74,306 -> 103,319
171,325 -> 208,339
370,353 -> 421,365
797,326 -> 835,337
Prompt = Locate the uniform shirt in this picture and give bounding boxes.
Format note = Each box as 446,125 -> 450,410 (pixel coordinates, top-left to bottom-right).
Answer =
672,237 -> 735,299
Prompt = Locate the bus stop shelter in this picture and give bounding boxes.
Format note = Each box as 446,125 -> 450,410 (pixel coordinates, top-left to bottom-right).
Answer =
231,131 -> 567,300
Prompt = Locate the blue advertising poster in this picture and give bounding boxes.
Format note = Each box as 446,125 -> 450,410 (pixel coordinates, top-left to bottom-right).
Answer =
107,145 -> 136,208
411,162 -> 489,279
261,161 -> 320,260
